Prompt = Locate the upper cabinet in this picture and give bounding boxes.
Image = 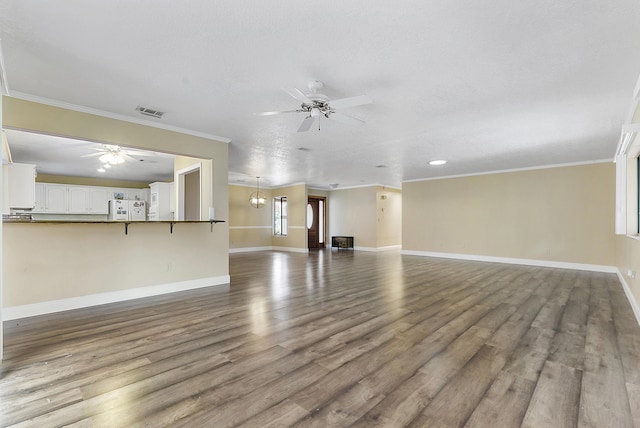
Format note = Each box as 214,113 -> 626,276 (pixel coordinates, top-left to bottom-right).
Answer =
2,163 -> 36,213
33,183 -> 144,214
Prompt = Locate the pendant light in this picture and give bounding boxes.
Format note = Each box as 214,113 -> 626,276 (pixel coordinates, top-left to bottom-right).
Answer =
249,176 -> 266,208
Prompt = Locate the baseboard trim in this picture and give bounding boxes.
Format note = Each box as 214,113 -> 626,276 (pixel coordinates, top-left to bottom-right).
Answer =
229,246 -> 309,254
229,246 -> 273,253
615,269 -> 640,327
3,275 -> 231,320
355,245 -> 402,252
272,246 -> 309,253
400,250 -> 618,273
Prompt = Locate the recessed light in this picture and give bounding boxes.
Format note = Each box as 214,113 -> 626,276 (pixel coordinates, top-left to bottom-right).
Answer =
429,160 -> 447,166
97,168 -> 106,173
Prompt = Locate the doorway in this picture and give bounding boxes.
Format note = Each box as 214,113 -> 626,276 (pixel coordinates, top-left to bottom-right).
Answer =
176,163 -> 201,221
307,196 -> 326,249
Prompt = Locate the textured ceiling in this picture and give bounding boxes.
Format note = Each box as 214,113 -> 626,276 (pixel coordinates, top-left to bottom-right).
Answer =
1,1 -> 639,188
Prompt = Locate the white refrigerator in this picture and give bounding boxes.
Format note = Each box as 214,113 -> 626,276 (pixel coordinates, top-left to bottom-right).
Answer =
109,200 -> 146,221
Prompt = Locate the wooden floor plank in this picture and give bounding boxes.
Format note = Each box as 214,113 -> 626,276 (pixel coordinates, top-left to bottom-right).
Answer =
1,251 -> 639,427
520,360 -> 582,428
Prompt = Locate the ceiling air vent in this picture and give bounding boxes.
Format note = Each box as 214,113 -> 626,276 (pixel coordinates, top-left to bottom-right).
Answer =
136,106 -> 164,119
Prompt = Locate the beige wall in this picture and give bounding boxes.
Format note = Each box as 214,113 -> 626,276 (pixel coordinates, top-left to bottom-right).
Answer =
271,183 -> 307,250
229,184 -> 273,249
616,236 -> 640,310
377,186 -> 402,248
3,222 -> 227,306
229,184 -> 327,252
403,163 -> 616,266
36,174 -> 150,189
328,186 -> 402,249
329,186 -> 378,248
2,97 -> 229,308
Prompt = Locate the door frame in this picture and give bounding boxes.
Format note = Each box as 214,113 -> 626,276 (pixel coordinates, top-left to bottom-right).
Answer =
176,163 -> 202,221
307,196 -> 327,249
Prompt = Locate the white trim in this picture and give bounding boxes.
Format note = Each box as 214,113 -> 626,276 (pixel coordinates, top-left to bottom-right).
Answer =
274,182 -> 308,188
229,226 -> 272,230
354,245 -> 402,252
0,38 -> 9,95
400,250 -> 617,273
403,159 -> 611,184
272,246 -> 309,253
229,182 -> 275,190
615,154 -> 627,235
229,246 -> 273,253
229,246 -> 309,254
288,225 -> 306,230
329,183 -> 402,191
2,275 -> 230,321
9,91 -> 232,143
615,269 -> 640,327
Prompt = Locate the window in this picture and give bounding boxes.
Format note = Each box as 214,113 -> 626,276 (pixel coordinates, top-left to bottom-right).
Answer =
274,196 -> 288,236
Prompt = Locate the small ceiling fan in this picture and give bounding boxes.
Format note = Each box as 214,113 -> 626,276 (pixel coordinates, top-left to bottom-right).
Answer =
81,144 -> 155,165
257,81 -> 372,132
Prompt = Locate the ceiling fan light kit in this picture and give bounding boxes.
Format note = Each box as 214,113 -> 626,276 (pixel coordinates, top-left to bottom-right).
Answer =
258,80 -> 372,132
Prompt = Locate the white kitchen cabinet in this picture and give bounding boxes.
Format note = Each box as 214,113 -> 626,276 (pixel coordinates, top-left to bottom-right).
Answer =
3,163 -> 36,211
45,184 -> 68,213
149,182 -> 174,221
68,187 -> 89,213
67,186 -> 109,214
88,188 -> 109,213
34,183 -> 45,212
32,183 -> 143,215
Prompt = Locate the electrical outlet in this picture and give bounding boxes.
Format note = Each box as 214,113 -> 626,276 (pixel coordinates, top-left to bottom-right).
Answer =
627,269 -> 636,279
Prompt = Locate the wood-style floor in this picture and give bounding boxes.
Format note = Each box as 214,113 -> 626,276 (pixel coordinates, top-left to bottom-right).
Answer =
1,250 -> 640,427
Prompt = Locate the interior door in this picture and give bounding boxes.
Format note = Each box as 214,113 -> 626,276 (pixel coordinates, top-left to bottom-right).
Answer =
307,197 -> 325,249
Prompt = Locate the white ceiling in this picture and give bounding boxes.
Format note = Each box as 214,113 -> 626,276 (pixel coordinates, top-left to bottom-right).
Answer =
5,129 -> 176,183
1,1 -> 639,189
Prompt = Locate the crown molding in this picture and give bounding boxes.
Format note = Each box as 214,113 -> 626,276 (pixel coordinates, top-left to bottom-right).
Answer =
403,159 -> 611,184
7,91 -> 232,143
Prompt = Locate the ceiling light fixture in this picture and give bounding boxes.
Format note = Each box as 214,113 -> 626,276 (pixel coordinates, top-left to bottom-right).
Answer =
99,150 -> 125,165
429,159 -> 447,166
249,176 -> 266,208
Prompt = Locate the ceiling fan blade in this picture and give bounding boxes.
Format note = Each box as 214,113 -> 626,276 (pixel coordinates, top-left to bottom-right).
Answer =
80,152 -> 105,158
329,95 -> 372,110
255,110 -> 300,117
283,87 -> 313,104
330,112 -> 366,127
121,149 -> 156,157
297,115 -> 316,132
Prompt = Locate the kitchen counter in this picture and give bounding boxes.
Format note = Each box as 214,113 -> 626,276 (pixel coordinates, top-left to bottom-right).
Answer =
3,218 -> 226,234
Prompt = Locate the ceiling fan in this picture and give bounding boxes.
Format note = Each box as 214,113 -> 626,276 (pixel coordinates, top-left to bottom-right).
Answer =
257,81 -> 372,132
81,144 -> 155,165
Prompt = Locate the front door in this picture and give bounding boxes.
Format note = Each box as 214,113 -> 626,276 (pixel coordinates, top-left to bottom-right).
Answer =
307,197 -> 325,249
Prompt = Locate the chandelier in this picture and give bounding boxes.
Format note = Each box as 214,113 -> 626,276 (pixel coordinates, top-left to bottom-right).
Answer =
249,176 -> 266,208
